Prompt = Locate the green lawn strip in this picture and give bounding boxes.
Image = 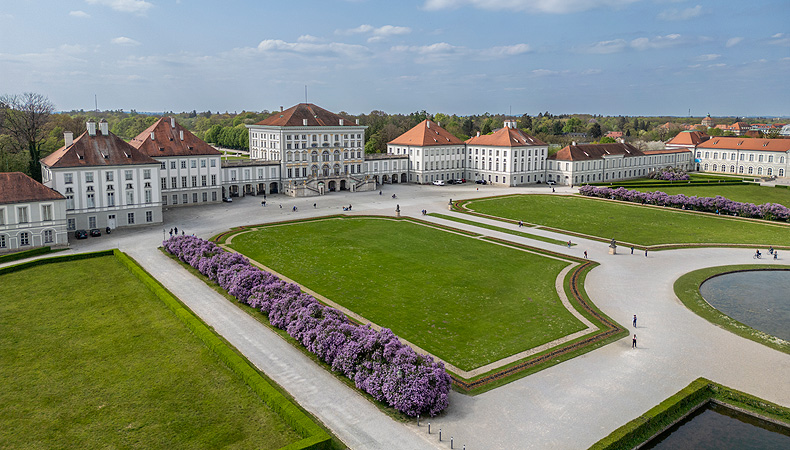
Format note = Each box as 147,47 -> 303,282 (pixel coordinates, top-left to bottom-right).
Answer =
673,265 -> 790,354
455,263 -> 628,395
228,216 -> 584,372
459,194 -> 790,248
161,247 -> 411,425
0,246 -> 56,264
630,183 -> 790,208
0,252 -> 309,450
428,213 -> 570,246
589,378 -> 790,450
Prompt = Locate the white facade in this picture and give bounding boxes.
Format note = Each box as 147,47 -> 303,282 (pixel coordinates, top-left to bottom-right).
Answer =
0,196 -> 67,253
694,147 -> 788,178
221,161 -> 282,198
158,154 -> 222,206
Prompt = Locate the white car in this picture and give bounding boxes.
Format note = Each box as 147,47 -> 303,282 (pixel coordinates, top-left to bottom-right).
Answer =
432,180 -> 445,186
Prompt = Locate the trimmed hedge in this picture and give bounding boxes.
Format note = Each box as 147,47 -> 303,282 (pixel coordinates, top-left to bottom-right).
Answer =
590,378 -> 790,450
112,250 -> 331,450
0,246 -> 55,265
0,250 -> 114,276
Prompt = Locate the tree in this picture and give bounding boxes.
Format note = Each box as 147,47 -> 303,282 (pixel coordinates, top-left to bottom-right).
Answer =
588,122 -> 602,139
480,120 -> 492,135
519,114 -> 532,131
1,93 -> 54,181
599,136 -> 617,143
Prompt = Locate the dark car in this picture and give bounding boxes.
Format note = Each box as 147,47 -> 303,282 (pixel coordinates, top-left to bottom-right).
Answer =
89,228 -> 102,237
74,229 -> 88,239
454,179 -> 465,184
475,179 -> 487,185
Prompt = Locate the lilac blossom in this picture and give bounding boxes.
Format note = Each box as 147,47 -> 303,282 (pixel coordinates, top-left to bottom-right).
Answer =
164,235 -> 451,416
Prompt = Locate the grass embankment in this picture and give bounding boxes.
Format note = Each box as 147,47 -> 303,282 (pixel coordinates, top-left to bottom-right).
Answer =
229,217 -> 583,371
0,255 -> 303,449
462,195 -> 790,248
428,213 -> 571,247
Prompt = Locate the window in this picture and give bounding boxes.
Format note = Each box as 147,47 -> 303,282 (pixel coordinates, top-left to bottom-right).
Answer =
0,208 -> 4,225
212,192 -> 217,201
210,159 -> 216,167
20,232 -> 29,246
192,193 -> 198,203
190,159 -> 196,168
201,175 -> 207,186
41,204 -> 52,221
107,192 -> 115,206
181,176 -> 187,187
192,176 -> 197,187
17,206 -> 29,223
106,171 -> 114,182
127,213 -> 135,224
64,173 -> 73,184
161,178 -> 167,190
126,191 -> 134,204
201,159 -> 206,168
181,160 -> 187,169
182,194 -> 188,204
89,216 -> 97,229
143,169 -> 151,179
211,175 -> 217,186
170,161 -> 176,169
67,218 -> 75,231
145,190 -> 152,203
202,192 -> 207,202
160,162 -> 166,169
125,170 -> 133,181
146,211 -> 153,223
172,194 -> 178,205
0,234 -> 5,248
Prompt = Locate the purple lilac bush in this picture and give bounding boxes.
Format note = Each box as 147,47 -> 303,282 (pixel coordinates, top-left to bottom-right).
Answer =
163,235 -> 451,416
647,166 -> 690,181
579,185 -> 790,222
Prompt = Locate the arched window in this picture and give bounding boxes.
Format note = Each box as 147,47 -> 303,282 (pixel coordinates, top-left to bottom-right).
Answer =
730,165 -> 735,173
311,165 -> 318,177
712,164 -> 717,171
748,166 -> 754,174
767,168 -> 773,176
779,168 -> 785,177
322,165 -> 330,177
333,150 -> 340,161
311,151 -> 318,162
20,232 -> 30,246
43,229 -> 54,243
322,151 -> 330,162
286,152 -> 292,162
757,167 -> 763,175
333,164 -> 340,175
739,166 -> 744,173
703,163 -> 709,171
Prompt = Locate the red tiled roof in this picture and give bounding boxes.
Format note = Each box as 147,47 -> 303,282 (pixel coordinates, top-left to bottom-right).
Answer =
41,129 -> 159,169
0,172 -> 65,204
255,103 -> 357,127
129,117 -> 220,157
665,130 -> 710,147
643,148 -> 692,155
388,120 -> 465,146
605,131 -> 624,138
548,143 -> 644,161
465,126 -> 546,147
697,137 -> 790,152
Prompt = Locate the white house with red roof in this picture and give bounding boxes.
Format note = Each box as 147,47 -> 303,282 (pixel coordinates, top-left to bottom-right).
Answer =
40,119 -> 162,231
465,120 -> 548,186
0,172 -> 67,253
130,117 -> 225,205
386,119 -> 466,184
693,137 -> 789,178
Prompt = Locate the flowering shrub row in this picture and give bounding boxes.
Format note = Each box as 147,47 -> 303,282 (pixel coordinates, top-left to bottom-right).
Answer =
578,185 -> 790,222
163,235 -> 451,416
647,166 -> 690,181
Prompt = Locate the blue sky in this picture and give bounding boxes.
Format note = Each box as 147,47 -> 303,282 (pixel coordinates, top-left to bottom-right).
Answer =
1,0 -> 788,116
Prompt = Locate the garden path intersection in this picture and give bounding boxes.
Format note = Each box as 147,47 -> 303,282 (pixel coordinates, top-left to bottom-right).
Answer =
10,183 -> 790,449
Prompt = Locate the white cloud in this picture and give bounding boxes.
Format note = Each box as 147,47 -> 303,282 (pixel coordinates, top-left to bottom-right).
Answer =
769,33 -> 790,46
585,39 -> 628,54
532,69 -> 558,76
725,37 -> 743,48
658,4 -> 703,21
337,24 -> 411,43
422,0 -> 639,14
696,54 -> 720,62
392,42 -> 461,55
69,10 -> 90,18
59,44 -> 88,54
488,43 -> 531,56
111,36 -> 141,46
630,34 -> 682,51
85,0 -> 153,15
338,24 -> 374,35
255,39 -> 369,58
581,68 -> 602,75
297,35 -> 319,43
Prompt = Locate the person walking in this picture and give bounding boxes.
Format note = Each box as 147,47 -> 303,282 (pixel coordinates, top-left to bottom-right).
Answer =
633,314 -> 637,328
174,226 -> 178,235
630,246 -> 634,255
567,240 -> 572,248
583,251 -> 588,259
644,248 -> 648,257
313,203 -> 316,208
632,334 -> 637,348
518,220 -> 523,228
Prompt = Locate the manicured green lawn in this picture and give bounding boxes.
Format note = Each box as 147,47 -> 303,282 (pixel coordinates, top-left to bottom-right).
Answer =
631,184 -> 790,207
229,217 -> 584,371
0,256 -> 301,449
464,195 -> 790,247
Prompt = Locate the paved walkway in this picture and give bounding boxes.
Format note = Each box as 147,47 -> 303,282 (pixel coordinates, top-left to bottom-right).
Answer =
22,182 -> 790,449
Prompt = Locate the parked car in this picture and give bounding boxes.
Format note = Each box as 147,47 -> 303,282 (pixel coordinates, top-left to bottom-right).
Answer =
446,179 -> 456,184
454,179 -> 465,184
475,179 -> 487,185
223,197 -> 233,202
432,180 -> 445,186
89,228 -> 101,237
74,229 -> 88,239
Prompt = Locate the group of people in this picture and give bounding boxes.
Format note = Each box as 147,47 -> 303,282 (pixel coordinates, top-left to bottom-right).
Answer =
168,227 -> 184,237
421,209 -> 428,215
755,248 -> 779,260
342,204 -> 353,211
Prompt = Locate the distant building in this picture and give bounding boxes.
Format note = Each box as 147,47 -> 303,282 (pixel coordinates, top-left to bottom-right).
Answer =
546,141 -> 692,186
665,130 -> 710,152
465,120 -> 548,186
605,131 -> 623,139
0,172 -> 67,253
387,119 -> 466,185
693,137 -> 789,178
701,113 -> 715,128
130,117 -> 223,206
41,119 -> 163,232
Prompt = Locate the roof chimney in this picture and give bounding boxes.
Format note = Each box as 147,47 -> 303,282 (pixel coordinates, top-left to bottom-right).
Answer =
170,117 -> 175,128
339,118 -> 344,126
437,122 -> 441,128
572,141 -> 576,146
619,138 -> 625,144
477,131 -> 480,137
150,131 -> 155,140
280,106 -> 284,112
64,131 -> 73,147
427,121 -> 431,129
86,120 -> 97,136
179,130 -> 184,140
99,118 -> 109,135
355,119 -> 360,125
303,118 -> 308,126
